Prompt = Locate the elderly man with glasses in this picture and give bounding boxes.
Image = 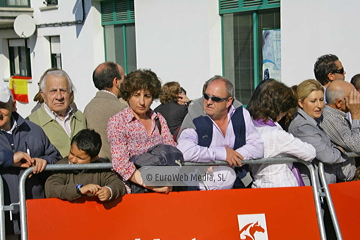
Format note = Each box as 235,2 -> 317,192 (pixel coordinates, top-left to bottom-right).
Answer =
177,76 -> 264,190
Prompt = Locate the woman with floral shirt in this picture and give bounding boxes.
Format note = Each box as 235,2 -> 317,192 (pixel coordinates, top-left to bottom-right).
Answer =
107,69 -> 176,194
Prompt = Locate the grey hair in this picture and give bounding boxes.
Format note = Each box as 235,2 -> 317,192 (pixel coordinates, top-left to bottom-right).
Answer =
205,75 -> 234,97
40,69 -> 74,93
326,87 -> 345,105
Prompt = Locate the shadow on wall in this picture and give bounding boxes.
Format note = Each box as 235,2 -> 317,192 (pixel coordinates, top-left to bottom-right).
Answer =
73,0 -> 91,38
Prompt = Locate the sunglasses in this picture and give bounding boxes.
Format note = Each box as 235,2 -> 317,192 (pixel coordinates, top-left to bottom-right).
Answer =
203,92 -> 229,103
332,68 -> 345,74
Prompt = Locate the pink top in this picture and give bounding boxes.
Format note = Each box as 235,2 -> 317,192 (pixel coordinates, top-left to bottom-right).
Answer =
107,106 -> 176,193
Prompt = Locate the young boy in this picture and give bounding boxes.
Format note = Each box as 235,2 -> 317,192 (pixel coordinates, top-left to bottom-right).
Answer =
45,129 -> 126,201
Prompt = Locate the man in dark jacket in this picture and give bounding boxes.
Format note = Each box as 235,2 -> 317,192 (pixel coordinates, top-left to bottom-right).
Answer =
0,82 -> 61,236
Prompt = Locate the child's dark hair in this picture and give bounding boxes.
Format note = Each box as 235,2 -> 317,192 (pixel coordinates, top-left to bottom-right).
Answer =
71,129 -> 102,159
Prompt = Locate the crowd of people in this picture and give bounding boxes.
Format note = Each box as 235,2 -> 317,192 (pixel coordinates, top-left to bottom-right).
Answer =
1,54 -> 360,238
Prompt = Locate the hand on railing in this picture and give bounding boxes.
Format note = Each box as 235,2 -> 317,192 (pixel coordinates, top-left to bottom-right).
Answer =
225,147 -> 243,167
12,152 -> 32,168
31,158 -> 47,175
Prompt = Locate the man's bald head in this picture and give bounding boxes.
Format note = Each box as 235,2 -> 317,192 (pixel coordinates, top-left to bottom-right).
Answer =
326,80 -> 355,111
92,62 -> 124,91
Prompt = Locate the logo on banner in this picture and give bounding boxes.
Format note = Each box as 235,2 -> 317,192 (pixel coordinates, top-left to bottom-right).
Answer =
237,214 -> 268,240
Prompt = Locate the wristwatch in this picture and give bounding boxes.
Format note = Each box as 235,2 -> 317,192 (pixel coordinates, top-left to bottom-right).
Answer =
184,100 -> 192,106
76,184 -> 84,195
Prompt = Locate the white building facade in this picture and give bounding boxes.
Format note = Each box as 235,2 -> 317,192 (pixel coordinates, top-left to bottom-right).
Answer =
0,0 -> 359,117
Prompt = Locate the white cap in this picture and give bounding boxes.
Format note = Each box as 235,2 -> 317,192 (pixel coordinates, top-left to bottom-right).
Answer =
0,81 -> 11,103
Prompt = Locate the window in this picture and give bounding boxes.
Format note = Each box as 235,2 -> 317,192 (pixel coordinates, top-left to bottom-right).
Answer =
44,0 -> 58,5
50,36 -> 62,69
101,0 -> 136,74
8,39 -> 31,77
3,0 -> 29,7
221,0 -> 280,104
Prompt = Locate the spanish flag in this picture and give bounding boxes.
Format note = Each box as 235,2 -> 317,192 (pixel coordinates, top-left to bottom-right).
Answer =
9,76 -> 31,103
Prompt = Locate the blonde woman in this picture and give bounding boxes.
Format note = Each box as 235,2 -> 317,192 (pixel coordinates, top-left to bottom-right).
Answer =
288,79 -> 355,185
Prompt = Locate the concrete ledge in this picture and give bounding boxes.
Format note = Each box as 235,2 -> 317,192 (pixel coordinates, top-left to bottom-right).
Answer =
0,7 -> 33,18
0,7 -> 33,12
39,5 -> 58,11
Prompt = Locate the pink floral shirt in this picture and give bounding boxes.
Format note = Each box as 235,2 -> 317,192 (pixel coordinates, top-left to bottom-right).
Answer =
107,106 -> 176,193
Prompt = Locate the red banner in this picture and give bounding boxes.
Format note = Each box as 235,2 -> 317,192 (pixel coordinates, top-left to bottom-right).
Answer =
27,187 -> 321,240
329,181 -> 360,240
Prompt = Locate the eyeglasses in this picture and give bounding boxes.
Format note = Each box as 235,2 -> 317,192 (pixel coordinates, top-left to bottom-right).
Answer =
203,92 -> 229,103
332,68 -> 345,74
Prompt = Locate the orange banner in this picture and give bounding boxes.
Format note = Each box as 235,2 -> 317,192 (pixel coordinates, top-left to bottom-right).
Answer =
27,187 -> 321,240
329,181 -> 360,240
9,76 -> 31,103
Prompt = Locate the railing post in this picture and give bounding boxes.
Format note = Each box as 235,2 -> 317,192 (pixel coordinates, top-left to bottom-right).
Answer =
318,162 -> 343,240
19,167 -> 33,240
305,162 -> 327,240
0,176 -> 5,240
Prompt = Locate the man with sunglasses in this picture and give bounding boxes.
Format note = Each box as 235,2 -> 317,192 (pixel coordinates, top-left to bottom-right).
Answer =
314,54 -> 346,103
177,76 -> 264,190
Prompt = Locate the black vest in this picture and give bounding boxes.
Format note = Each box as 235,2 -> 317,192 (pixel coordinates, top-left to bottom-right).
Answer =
193,107 -> 250,186
194,106 -> 246,149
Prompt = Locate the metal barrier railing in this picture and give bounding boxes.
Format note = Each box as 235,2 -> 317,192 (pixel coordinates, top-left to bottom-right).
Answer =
19,163 -> 112,240
0,176 -> 5,240
317,152 -> 360,240
318,162 -> 342,240
13,154 -> 359,240
0,175 -> 21,240
184,158 -> 326,240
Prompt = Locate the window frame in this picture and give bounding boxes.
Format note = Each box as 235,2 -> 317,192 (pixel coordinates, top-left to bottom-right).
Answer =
0,0 -> 30,7
101,0 -> 136,74
220,0 -> 280,104
8,38 -> 31,77
219,0 -> 280,14
49,36 -> 62,69
44,0 -> 58,6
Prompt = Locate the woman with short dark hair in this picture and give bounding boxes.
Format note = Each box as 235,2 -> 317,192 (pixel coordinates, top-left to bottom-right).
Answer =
107,69 -> 176,194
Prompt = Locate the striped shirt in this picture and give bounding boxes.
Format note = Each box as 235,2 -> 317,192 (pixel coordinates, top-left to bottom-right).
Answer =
320,105 -> 360,153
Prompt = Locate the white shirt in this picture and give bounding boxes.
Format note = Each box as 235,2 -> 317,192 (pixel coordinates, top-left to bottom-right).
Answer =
251,122 -> 316,188
177,106 -> 264,190
100,89 -> 117,98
